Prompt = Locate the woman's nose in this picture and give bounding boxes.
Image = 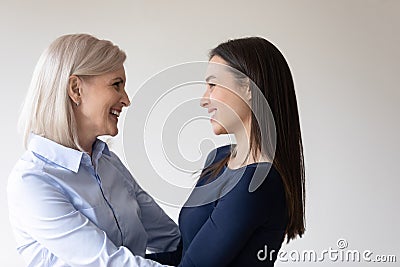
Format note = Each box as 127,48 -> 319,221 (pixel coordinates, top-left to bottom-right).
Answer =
121,89 -> 131,107
200,89 -> 210,108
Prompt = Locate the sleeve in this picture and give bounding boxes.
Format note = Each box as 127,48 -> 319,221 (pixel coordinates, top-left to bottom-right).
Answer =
111,152 -> 181,254
134,182 -> 181,253
178,168 -> 285,267
8,173 -> 170,267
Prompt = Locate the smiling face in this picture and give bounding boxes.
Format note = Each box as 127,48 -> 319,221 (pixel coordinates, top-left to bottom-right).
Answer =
201,56 -> 252,135
72,66 -> 130,143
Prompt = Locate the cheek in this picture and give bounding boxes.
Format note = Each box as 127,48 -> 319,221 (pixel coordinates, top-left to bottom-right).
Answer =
210,88 -> 232,109
213,89 -> 248,117
98,93 -> 118,112
217,100 -> 250,132
84,96 -> 114,122
229,91 -> 251,119
235,101 -> 251,120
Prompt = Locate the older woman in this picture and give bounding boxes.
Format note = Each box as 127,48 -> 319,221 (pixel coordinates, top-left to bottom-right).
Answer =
7,34 -> 180,266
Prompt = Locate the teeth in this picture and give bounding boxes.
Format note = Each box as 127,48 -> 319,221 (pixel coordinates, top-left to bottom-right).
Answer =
210,110 -> 216,117
110,109 -> 120,116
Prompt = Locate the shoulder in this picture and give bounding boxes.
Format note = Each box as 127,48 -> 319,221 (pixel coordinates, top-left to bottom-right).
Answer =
251,164 -> 283,189
9,151 -> 52,185
101,149 -> 132,176
104,150 -> 124,166
106,151 -> 134,177
228,163 -> 285,197
103,150 -> 139,187
8,153 -> 66,207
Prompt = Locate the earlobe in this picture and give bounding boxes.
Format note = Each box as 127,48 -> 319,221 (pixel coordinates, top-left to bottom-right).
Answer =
68,75 -> 81,105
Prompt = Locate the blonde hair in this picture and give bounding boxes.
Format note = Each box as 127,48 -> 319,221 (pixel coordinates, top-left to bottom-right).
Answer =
18,33 -> 126,150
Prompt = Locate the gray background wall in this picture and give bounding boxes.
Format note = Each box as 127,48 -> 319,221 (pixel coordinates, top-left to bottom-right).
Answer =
0,0 -> 399,266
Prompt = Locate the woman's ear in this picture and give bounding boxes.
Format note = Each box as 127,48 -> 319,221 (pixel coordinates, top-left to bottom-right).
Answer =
244,85 -> 252,103
240,77 -> 252,104
68,75 -> 81,106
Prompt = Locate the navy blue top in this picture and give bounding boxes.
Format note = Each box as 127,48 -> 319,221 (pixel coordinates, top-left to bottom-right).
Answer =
178,145 -> 288,267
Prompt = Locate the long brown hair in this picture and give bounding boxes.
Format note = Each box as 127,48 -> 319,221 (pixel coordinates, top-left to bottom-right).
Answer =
201,37 -> 305,242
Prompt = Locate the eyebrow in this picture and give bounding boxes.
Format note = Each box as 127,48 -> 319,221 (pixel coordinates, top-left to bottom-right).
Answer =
205,75 -> 216,82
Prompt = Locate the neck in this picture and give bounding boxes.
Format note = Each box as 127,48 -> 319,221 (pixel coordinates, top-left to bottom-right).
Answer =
74,110 -> 96,156
78,134 -> 95,156
75,118 -> 95,156
230,118 -> 270,169
230,118 -> 253,168
233,126 -> 250,161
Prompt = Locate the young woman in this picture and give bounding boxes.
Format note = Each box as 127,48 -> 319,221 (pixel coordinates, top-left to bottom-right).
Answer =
7,34 -> 180,267
178,37 -> 306,266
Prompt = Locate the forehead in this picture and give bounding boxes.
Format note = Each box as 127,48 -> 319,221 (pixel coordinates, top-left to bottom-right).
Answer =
92,66 -> 126,83
106,66 -> 126,79
209,55 -> 227,65
205,56 -> 237,88
206,57 -> 230,79
80,65 -> 126,85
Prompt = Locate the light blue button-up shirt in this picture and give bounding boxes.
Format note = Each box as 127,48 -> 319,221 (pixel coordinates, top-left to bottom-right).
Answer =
7,134 -> 180,267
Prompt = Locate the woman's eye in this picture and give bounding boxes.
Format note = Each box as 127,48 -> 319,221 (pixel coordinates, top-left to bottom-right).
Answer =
208,83 -> 216,89
112,82 -> 121,90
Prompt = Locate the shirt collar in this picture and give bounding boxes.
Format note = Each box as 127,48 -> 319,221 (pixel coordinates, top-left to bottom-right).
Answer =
27,134 -> 110,173
91,138 -> 111,168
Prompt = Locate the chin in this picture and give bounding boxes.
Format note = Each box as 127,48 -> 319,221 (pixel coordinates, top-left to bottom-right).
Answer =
107,127 -> 119,137
211,122 -> 228,135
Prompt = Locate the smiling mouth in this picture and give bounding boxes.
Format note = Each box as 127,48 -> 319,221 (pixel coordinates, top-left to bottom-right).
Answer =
110,109 -> 121,122
110,109 -> 121,117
